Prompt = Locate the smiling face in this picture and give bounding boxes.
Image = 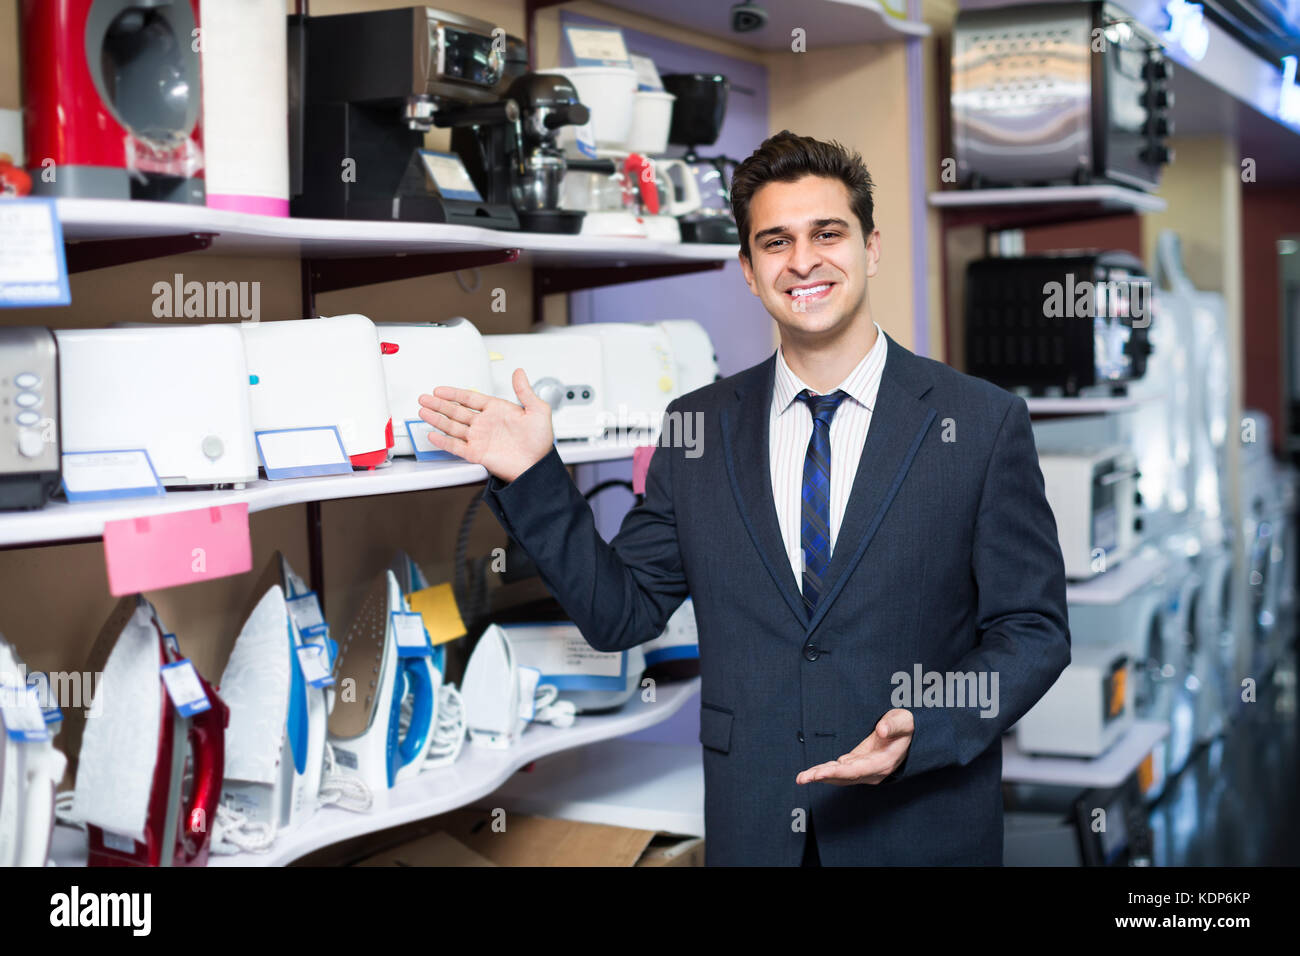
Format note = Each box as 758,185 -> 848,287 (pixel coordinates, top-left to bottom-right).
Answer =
738,174 -> 881,344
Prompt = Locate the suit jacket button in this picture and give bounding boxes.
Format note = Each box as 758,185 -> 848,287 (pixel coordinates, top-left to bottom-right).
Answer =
803,642 -> 819,662
798,730 -> 805,743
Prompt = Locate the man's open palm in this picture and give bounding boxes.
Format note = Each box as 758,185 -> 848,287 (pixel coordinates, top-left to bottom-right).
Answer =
417,367 -> 554,483
796,709 -> 915,786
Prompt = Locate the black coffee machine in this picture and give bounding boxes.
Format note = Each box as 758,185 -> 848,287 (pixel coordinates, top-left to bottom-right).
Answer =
290,6 -> 522,227
451,73 -> 614,234
662,73 -> 740,244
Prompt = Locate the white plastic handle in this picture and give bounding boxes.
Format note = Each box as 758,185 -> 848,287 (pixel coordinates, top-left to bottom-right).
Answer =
657,159 -> 702,217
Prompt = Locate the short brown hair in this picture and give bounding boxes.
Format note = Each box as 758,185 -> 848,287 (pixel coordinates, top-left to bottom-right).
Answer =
730,131 -> 875,260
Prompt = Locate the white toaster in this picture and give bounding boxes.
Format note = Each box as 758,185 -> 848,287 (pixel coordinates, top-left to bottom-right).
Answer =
654,319 -> 719,394
539,322 -> 677,434
240,315 -> 393,468
376,318 -> 493,458
55,325 -> 259,487
481,333 -> 605,441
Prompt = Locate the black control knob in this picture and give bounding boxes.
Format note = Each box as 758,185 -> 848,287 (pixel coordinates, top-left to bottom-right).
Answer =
1143,59 -> 1173,82
1141,144 -> 1173,166
1145,115 -> 1173,138
1146,88 -> 1174,110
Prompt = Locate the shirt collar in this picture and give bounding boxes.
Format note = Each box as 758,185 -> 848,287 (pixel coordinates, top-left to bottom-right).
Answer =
773,321 -> 888,415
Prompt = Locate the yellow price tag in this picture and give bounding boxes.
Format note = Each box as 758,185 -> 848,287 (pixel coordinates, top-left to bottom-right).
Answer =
408,583 -> 467,645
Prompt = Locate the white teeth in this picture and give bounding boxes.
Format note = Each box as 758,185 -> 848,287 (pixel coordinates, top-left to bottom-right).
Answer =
790,284 -> 829,297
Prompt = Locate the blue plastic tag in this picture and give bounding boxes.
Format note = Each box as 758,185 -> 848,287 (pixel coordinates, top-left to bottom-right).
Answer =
0,198 -> 71,308
0,683 -> 50,742
163,633 -> 180,656
296,643 -> 335,687
405,420 -> 456,462
255,426 -> 352,480
61,449 -> 166,502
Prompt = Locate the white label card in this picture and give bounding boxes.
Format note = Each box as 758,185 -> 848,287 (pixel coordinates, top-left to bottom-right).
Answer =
392,611 -> 431,657
287,593 -> 325,632
60,449 -> 165,501
296,645 -> 334,687
565,26 -> 630,66
0,199 -> 71,307
161,660 -> 211,717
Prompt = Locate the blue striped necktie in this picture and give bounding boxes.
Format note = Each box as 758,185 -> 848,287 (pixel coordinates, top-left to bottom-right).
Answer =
797,389 -> 848,618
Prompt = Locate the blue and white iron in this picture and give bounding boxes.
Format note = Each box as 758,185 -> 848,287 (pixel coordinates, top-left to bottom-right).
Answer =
0,635 -> 67,867
212,550 -> 338,854
327,571 -> 437,802
389,551 -> 465,770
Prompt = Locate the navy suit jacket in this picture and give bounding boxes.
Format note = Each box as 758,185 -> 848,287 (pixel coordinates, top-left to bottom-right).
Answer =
482,330 -> 1070,865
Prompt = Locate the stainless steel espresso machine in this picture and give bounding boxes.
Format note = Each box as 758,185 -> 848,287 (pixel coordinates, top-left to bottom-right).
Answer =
290,6 -> 522,227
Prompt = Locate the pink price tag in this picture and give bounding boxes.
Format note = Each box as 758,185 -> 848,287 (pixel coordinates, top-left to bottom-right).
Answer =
103,503 -> 253,596
632,445 -> 656,496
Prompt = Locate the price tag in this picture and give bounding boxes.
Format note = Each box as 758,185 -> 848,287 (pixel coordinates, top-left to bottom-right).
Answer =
391,611 -> 432,658
0,198 -> 71,308
160,659 -> 211,718
630,53 -> 663,91
254,427 -> 351,480
0,683 -> 50,742
296,644 -> 335,688
405,419 -> 455,462
564,25 -> 631,67
419,150 -> 483,202
61,449 -> 165,502
287,592 -> 325,633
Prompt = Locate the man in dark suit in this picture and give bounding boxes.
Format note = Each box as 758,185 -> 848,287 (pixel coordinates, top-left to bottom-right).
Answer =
418,131 -> 1070,866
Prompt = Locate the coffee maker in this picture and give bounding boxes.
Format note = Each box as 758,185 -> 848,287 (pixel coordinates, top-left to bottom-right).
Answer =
22,0 -> 205,203
291,6 -> 518,228
450,73 -> 602,234
661,74 -> 739,244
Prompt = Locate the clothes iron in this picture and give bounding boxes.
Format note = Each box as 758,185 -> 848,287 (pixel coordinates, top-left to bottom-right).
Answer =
0,635 -> 67,867
377,319 -> 494,459
482,333 -> 606,441
539,322 -> 678,435
502,622 -> 645,714
22,0 -> 205,203
292,6 -> 518,227
240,315 -> 394,470
211,553 -> 334,854
389,552 -> 465,769
327,572 -> 437,800
73,597 -> 228,867
0,327 -> 60,510
55,325 -> 259,488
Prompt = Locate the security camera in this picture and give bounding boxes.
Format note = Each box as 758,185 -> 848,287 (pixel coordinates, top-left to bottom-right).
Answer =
730,2 -> 768,33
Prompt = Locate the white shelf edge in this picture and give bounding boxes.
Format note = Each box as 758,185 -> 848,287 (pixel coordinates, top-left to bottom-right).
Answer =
54,198 -> 740,265
0,438 -> 644,548
1065,548 -> 1172,605
928,185 -> 1167,214
48,677 -> 701,868
1002,719 -> 1170,789
1026,392 -> 1164,415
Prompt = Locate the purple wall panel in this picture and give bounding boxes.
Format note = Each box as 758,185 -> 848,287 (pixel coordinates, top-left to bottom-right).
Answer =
557,12 -> 775,745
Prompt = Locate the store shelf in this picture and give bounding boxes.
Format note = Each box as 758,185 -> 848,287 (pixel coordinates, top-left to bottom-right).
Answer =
1025,392 -> 1162,416
1001,719 -> 1170,789
0,435 -> 650,548
594,0 -> 929,47
490,738 -> 705,837
47,676 -> 701,867
929,185 -> 1167,229
1065,548 -> 1172,606
55,198 -> 738,267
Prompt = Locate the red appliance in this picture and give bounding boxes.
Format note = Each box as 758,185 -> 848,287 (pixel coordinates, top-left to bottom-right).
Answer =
21,0 -> 205,203
81,598 -> 228,867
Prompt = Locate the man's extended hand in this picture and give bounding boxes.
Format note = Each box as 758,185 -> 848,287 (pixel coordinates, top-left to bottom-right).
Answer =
795,709 -> 914,786
417,368 -> 555,483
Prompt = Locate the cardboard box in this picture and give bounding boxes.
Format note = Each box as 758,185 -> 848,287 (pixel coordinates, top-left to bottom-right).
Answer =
352,808 -> 704,867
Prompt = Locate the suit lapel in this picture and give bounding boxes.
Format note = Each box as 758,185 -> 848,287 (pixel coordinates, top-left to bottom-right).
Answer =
720,332 -> 938,635
803,336 -> 937,636
720,355 -> 808,625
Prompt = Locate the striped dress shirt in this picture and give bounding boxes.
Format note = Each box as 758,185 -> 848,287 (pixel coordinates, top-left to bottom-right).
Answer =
769,322 -> 889,588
